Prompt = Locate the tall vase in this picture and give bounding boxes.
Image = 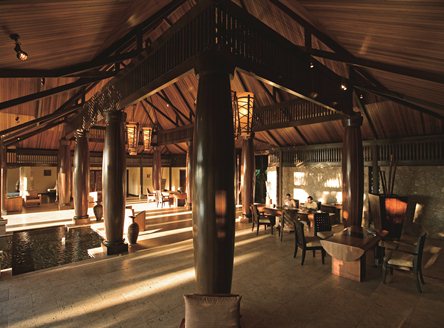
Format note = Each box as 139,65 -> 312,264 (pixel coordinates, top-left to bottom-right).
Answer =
128,217 -> 139,245
93,202 -> 103,222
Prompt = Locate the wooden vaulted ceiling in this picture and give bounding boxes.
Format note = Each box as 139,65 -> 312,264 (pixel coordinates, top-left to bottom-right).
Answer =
0,0 -> 442,154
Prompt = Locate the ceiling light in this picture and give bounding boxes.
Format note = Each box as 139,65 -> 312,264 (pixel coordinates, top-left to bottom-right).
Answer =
359,94 -> 364,100
309,62 -> 314,69
10,34 -> 29,61
309,91 -> 319,99
340,83 -> 347,91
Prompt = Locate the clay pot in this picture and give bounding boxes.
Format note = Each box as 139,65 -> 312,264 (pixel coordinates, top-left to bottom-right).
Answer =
93,202 -> 103,221
128,217 -> 139,245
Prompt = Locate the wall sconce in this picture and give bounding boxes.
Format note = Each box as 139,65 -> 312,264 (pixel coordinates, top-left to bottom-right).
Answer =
10,34 -> 29,61
142,127 -> 153,151
126,122 -> 139,155
234,92 -> 254,138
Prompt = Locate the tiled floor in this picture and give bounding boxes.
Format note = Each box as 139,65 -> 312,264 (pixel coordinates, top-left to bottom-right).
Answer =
1,204 -> 444,327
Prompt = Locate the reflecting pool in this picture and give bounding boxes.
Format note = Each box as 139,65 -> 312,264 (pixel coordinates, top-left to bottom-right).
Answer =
0,225 -> 103,275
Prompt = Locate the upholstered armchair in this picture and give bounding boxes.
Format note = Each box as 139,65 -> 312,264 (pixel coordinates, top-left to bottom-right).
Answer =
23,190 -> 41,207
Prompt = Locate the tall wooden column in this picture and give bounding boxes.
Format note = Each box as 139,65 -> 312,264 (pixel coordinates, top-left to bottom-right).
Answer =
186,141 -> 193,209
73,129 -> 90,224
57,138 -> 72,209
193,54 -> 235,294
152,147 -> 162,190
241,136 -> 255,222
139,154 -> 144,199
102,109 -> 128,255
342,114 -> 364,228
0,141 -> 7,234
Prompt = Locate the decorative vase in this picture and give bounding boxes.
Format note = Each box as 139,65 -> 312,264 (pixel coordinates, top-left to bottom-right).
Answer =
128,217 -> 139,245
93,202 -> 103,221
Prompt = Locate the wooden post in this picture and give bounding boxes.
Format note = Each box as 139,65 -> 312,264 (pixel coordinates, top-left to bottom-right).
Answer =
152,147 -> 162,191
371,144 -> 379,194
57,138 -> 72,209
193,53 -> 235,294
73,129 -> 90,224
186,141 -> 193,209
0,140 -> 7,234
342,114 -> 364,228
139,153 -> 144,199
102,109 -> 128,255
241,136 -> 255,222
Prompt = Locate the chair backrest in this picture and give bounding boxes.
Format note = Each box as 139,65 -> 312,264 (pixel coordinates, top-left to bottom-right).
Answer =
368,193 -> 385,231
314,212 -> 331,236
414,232 -> 427,269
317,201 -> 322,211
294,199 -> 299,209
250,204 -> 259,223
146,187 -> 153,194
294,221 -> 306,247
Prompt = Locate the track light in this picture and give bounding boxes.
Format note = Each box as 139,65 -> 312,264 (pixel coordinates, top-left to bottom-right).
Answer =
10,34 -> 29,61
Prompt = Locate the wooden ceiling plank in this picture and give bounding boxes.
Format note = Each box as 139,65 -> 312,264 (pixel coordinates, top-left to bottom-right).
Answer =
158,90 -> 190,124
144,99 -> 178,127
0,74 -> 114,111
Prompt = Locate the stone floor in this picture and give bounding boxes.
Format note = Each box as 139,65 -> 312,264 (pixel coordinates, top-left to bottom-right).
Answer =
1,203 -> 444,327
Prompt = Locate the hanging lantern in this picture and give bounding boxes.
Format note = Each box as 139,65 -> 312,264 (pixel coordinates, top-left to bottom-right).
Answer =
126,122 -> 139,156
142,127 -> 153,151
234,92 -> 254,138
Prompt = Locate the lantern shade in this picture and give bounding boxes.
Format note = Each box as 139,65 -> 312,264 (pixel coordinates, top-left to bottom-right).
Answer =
235,92 -> 254,138
126,122 -> 139,155
142,127 -> 152,151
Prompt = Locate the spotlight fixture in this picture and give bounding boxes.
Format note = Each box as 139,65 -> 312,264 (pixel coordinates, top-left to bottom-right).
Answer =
10,34 -> 29,61
40,77 -> 45,86
340,83 -> 348,91
309,61 -> 314,69
309,91 -> 319,99
359,94 -> 364,100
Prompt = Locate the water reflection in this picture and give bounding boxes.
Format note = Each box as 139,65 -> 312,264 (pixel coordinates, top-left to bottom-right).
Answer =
1,226 -> 103,275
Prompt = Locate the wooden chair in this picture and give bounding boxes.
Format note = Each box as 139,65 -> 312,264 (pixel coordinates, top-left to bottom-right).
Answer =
313,212 -> 333,239
383,232 -> 427,293
280,209 -> 297,242
146,187 -> 156,203
155,190 -> 170,207
250,204 -> 274,235
294,221 -> 326,265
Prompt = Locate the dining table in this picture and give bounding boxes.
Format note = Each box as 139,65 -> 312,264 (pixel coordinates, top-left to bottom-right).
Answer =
320,226 -> 383,282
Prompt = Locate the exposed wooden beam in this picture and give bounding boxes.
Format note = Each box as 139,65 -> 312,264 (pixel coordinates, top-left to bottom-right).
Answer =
0,74 -> 114,111
354,85 -> 443,120
0,51 -> 138,78
158,91 -> 190,124
173,83 -> 195,119
305,48 -> 444,85
294,127 -> 308,145
354,92 -> 378,140
140,101 -> 157,128
144,99 -> 179,127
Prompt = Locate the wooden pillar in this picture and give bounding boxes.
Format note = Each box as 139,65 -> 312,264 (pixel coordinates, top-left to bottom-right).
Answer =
152,147 -> 162,190
193,53 -> 235,294
186,141 -> 193,209
102,109 -> 128,255
73,129 -> 90,224
139,154 -> 144,199
169,166 -> 172,191
371,144 -> 379,194
57,138 -> 72,209
342,114 -> 364,228
0,141 -> 7,234
241,136 -> 255,222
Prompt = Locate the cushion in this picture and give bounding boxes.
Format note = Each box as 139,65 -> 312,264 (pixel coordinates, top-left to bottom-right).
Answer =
184,294 -> 241,328
317,231 -> 334,240
306,240 -> 321,248
385,250 -> 414,268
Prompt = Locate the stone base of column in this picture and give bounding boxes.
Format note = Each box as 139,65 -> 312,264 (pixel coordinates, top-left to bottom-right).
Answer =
102,240 -> 128,255
0,218 -> 7,235
59,203 -> 73,210
73,215 -> 90,225
240,215 -> 250,224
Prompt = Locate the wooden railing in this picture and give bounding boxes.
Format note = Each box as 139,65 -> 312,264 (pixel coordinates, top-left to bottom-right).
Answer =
6,149 -> 186,168
80,1 -> 348,129
253,99 -> 343,131
272,135 -> 444,166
